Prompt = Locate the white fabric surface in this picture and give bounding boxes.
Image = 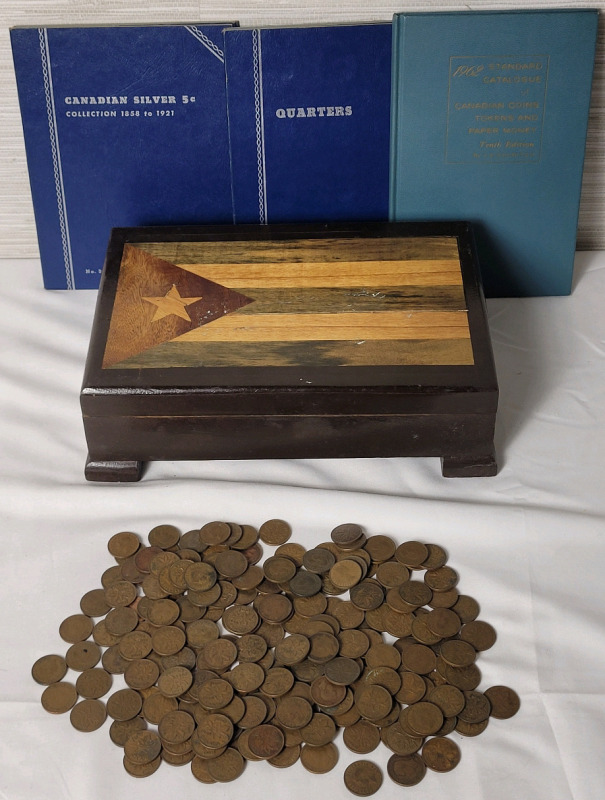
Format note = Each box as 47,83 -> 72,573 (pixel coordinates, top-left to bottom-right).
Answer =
0,252 -> 604,799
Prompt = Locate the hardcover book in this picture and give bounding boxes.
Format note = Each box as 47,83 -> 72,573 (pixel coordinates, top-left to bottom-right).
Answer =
11,23 -> 235,289
389,10 -> 598,297
224,24 -> 392,225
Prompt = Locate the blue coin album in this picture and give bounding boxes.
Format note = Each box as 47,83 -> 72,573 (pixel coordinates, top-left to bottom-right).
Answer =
11,10 -> 599,296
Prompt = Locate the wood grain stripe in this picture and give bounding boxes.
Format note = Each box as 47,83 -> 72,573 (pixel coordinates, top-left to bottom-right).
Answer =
235,285 -> 467,314
110,338 -> 474,369
175,310 -> 471,343
136,236 -> 460,264
177,261 -> 463,288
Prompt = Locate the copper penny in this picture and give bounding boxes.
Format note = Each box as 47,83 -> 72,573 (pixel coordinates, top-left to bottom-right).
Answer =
191,755 -> 217,784
300,712 -> 337,746
344,760 -> 383,796
259,519 -> 292,546
124,659 -> 160,691
289,570 -> 322,597
460,620 -> 497,651
80,588 -> 111,618
406,701 -> 444,736
197,678 -> 234,709
355,685 -> 392,721
484,685 -> 521,719
148,523 -> 181,549
387,753 -> 427,786
382,723 -> 423,756
247,724 -> 285,759
142,692 -> 178,725
303,548 -> 336,574
207,747 -> 246,782
158,709 -> 196,744
300,741 -> 339,773
349,581 -> 384,611
428,684 -> 465,717
440,639 -> 476,668
31,654 -> 67,685
123,754 -> 161,777
118,631 -> 152,661
395,541 -> 428,568
65,641 -> 102,672
106,688 -> 143,721
424,566 -> 459,592
342,719 -> 381,754
421,543 -> 448,570
59,614 -> 94,644
459,690 -> 492,724
196,713 -> 234,749
109,716 -> 147,747
124,729 -> 162,764
157,666 -> 193,698
275,695 -> 313,729
41,682 -> 78,714
70,698 -> 107,732
75,667 -> 112,699
228,662 -> 266,694
261,667 -> 294,698
364,535 -> 396,563
453,594 -> 480,623
108,531 -> 140,559
422,736 -> 461,772
330,523 -> 364,548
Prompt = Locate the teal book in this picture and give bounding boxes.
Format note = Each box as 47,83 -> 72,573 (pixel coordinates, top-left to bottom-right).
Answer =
389,10 -> 598,297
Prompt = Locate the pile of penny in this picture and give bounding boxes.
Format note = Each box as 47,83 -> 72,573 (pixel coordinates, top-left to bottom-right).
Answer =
32,520 -> 520,794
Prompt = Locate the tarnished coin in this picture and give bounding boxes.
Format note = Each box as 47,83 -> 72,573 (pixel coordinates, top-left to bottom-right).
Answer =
124,659 -> 160,691
355,685 -> 392,721
104,606 -> 138,636
148,523 -> 181,549
123,754 -> 161,778
275,696 -> 313,730
440,639 -> 476,668
364,535 -> 396,563
443,662 -> 482,691
268,743 -> 301,768
342,719 -> 381,754
75,667 -> 112,699
421,543 -> 448,570
118,631 -> 152,661
124,729 -> 162,764
261,667 -> 295,698
158,709 -> 196,744
257,593 -> 292,624
349,581 -> 384,611
300,742 -> 339,773
387,753 -> 427,786
41,682 -> 78,714
70,698 -> 107,732
303,548 -> 336,574
458,690 -> 491,724
259,519 -> 292,546
197,678 -> 234,710
157,666 -> 193,698
247,724 -> 285,759
109,716 -> 147,747
207,747 -> 246,782
196,713 -> 234,749
344,760 -> 383,796
484,685 -> 521,719
329,559 -> 363,590
228,662 -> 265,694
395,541 -> 428,568
310,675 -> 346,708
406,701 -> 444,736
274,634 -> 311,666
59,614 -> 94,643
424,566 -> 459,592
453,594 -> 480,623
460,620 -> 497,651
428,684 -> 465,717
324,656 -> 362,686
456,717 -> 489,737
215,549 -> 249,579
375,561 -> 410,588
422,736 -> 461,772
191,755 -> 217,784
108,531 -> 141,559
382,723 -> 423,756
330,523 -> 364,548
397,671 -> 427,705
106,688 -> 143,721
289,570 -> 322,597
104,580 -> 137,608
142,692 -> 178,725
65,641 -> 102,672
300,712 -> 337,746
399,580 -> 432,609
263,555 -> 297,583
426,608 -> 461,638
401,644 -> 436,675
308,632 -> 340,664
80,588 -> 111,618
31,654 -> 67,685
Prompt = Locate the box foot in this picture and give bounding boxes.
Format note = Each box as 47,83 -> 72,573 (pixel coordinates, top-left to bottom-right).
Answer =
85,456 -> 143,482
441,449 -> 497,478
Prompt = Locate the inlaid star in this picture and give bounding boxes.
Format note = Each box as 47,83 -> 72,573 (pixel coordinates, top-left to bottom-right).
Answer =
142,285 -> 203,322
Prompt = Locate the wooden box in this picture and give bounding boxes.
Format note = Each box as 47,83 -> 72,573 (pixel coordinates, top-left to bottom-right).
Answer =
81,222 -> 498,481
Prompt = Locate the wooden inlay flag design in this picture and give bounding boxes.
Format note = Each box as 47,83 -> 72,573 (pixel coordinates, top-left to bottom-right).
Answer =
103,237 -> 474,369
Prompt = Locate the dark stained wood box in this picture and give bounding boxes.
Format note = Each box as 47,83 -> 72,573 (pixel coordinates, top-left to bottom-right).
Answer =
81,221 -> 498,481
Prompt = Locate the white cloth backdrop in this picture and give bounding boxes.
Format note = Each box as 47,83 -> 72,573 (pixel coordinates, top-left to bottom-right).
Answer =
0,250 -> 604,799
